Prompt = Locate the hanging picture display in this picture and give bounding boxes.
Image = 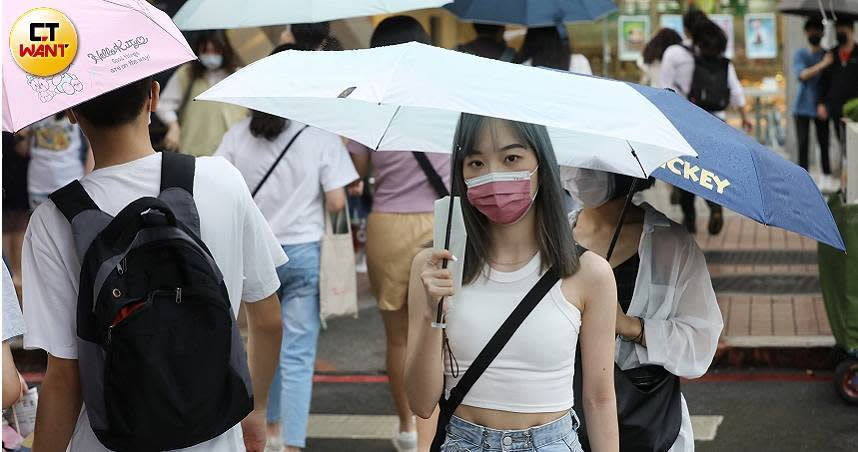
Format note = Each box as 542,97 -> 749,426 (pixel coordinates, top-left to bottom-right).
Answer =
618,15 -> 651,61
659,14 -> 683,36
711,14 -> 736,59
744,13 -> 777,59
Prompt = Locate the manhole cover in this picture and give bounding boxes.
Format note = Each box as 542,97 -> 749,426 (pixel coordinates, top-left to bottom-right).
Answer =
711,274 -> 820,294
704,250 -> 817,265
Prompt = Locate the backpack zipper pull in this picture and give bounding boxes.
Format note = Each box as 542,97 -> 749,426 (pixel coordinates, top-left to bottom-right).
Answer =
107,325 -> 114,347
175,287 -> 182,304
117,258 -> 127,275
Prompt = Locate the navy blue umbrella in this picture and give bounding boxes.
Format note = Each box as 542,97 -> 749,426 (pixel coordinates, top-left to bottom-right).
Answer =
628,83 -> 845,251
445,0 -> 617,26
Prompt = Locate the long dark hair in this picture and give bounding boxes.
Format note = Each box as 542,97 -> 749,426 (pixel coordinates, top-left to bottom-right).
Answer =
514,26 -> 570,70
642,28 -> 683,64
452,114 -> 580,284
190,31 -> 238,80
370,15 -> 431,48
692,19 -> 727,58
248,44 -> 302,140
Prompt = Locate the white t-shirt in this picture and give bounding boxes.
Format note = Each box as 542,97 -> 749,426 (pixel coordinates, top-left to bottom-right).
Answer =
22,152 -> 287,452
215,118 -> 358,245
27,116 -> 85,195
522,55 -> 593,75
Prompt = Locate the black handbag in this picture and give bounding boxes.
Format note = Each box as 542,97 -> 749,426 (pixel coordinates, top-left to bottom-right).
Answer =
429,267 -> 560,452
573,353 -> 682,452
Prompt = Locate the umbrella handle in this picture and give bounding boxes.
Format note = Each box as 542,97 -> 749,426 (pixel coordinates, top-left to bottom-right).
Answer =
606,178 -> 639,262
433,194 -> 457,329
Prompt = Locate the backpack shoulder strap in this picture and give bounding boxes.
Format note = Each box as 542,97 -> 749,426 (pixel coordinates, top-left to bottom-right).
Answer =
49,181 -> 100,223
446,267 -> 560,407
159,151 -> 201,235
49,181 -> 113,259
160,151 -> 195,194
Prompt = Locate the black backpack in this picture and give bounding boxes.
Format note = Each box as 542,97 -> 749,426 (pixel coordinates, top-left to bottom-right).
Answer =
49,152 -> 253,452
684,46 -> 731,112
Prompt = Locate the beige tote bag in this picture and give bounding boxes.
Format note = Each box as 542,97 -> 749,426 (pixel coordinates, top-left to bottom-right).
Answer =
319,202 -> 358,329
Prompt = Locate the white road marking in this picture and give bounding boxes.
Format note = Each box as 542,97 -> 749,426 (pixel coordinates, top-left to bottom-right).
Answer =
692,415 -> 724,441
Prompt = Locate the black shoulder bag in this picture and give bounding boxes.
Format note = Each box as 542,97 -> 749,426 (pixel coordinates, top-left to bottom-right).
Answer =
252,125 -> 308,198
412,152 -> 449,199
430,267 -> 560,452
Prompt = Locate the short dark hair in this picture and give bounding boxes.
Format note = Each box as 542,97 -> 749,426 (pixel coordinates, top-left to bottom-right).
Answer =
452,114 -> 580,284
692,18 -> 727,58
292,22 -> 331,50
835,17 -> 855,28
473,23 -> 505,36
683,7 -> 707,33
248,44 -> 299,140
642,28 -> 683,64
513,26 -> 570,70
370,15 -> 431,48
804,16 -> 824,32
609,175 -> 655,201
71,76 -> 152,127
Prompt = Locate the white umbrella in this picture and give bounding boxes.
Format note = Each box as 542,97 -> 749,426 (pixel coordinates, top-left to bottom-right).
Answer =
197,42 -> 698,177
173,0 -> 450,30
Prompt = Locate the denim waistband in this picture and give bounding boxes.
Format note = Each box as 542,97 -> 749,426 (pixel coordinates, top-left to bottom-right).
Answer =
445,411 -> 580,450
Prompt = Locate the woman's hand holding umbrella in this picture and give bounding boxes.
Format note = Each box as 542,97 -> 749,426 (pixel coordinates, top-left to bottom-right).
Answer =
420,249 -> 457,319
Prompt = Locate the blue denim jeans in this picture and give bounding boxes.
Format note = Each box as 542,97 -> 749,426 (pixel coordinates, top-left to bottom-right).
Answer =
441,411 -> 584,452
265,242 -> 321,448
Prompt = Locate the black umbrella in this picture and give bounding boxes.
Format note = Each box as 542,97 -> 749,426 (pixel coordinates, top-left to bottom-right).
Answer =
778,0 -> 858,19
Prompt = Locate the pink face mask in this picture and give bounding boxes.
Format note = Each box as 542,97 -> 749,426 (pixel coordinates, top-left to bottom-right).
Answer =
465,168 -> 538,225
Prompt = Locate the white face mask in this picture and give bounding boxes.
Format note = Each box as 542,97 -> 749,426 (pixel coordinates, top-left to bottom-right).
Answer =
464,167 -> 538,188
199,53 -> 223,70
560,167 -> 615,208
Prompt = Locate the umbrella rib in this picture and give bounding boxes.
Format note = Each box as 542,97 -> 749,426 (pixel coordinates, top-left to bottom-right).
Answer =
375,105 -> 402,151
102,0 -> 194,56
625,141 -> 647,178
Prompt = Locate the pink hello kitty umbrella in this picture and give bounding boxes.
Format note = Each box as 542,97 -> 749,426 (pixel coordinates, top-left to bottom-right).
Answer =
3,0 -> 196,132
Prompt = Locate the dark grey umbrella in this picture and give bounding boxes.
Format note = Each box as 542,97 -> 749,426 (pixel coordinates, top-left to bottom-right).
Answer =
778,0 -> 858,19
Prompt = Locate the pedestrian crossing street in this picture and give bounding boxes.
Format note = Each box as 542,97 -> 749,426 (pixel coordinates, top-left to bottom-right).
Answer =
304,414 -> 724,442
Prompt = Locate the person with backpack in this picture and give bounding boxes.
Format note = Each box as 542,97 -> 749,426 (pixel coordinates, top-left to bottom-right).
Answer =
157,31 -> 247,156
660,13 -> 751,235
563,169 -> 722,452
457,23 -> 516,61
637,28 -> 683,88
793,16 -> 834,186
22,76 -> 285,452
346,15 -> 452,452
406,114 -> 619,452
215,44 -> 359,452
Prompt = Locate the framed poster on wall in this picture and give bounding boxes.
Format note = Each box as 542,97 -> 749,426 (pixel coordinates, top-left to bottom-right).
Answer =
745,13 -> 777,59
659,14 -> 683,36
619,15 -> 651,61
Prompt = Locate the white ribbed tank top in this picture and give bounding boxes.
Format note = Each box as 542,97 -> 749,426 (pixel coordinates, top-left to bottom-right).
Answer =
444,254 -> 582,413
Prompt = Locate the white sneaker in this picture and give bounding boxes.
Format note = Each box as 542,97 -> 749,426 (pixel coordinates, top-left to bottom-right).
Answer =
391,430 -> 418,452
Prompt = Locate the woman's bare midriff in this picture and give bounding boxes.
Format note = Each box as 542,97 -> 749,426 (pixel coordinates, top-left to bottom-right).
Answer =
453,405 -> 569,430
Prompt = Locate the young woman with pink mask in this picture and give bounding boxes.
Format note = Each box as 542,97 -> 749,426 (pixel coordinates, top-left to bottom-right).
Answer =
405,115 -> 619,452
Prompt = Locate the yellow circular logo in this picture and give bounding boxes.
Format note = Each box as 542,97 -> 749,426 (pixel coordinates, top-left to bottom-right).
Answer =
9,7 -> 78,77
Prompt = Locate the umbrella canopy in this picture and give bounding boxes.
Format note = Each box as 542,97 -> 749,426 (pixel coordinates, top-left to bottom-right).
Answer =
632,84 -> 844,251
778,0 -> 858,18
445,0 -> 617,26
197,42 -> 696,178
172,0 -> 450,30
3,0 -> 195,132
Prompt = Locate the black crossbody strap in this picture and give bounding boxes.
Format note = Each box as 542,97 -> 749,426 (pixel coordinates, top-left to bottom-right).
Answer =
412,152 -> 449,199
447,266 -> 560,407
252,125 -> 309,198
